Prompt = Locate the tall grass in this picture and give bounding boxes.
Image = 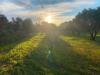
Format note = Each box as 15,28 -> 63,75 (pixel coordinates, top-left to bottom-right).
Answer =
60,36 -> 100,74
60,36 -> 100,63
0,33 -> 45,75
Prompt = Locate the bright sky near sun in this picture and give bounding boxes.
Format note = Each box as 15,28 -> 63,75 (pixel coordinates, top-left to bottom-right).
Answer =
0,0 -> 100,25
44,16 -> 53,23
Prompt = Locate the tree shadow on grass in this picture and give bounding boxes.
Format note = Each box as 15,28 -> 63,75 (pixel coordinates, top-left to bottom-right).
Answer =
0,34 -> 37,54
60,35 -> 100,75
7,34 -> 100,75
0,33 -> 44,75
14,35 -> 98,75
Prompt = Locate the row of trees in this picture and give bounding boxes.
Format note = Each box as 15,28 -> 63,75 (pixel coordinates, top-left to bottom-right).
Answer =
0,14 -> 57,45
1,6 -> 100,43
59,7 -> 100,40
0,15 -> 35,45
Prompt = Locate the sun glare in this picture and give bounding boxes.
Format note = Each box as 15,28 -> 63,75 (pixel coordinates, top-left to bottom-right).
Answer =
44,16 -> 52,23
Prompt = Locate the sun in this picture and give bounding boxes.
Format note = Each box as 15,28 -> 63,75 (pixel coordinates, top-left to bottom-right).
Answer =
44,16 -> 52,23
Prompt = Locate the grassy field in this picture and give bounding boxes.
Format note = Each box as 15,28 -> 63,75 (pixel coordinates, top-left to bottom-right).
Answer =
0,33 -> 45,75
0,33 -> 100,75
60,35 -> 100,75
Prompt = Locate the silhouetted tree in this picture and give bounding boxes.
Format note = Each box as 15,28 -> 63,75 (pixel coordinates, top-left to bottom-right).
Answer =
0,15 -> 8,32
74,8 -> 100,40
23,18 -> 34,34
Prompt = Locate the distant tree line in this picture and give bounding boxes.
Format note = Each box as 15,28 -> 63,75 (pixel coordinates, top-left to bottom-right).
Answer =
59,7 -> 100,40
1,6 -> 100,44
0,15 -> 57,45
0,15 -> 35,45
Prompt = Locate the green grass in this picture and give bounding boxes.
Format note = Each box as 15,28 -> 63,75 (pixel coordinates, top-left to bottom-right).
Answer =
0,33 -> 45,75
60,35 -> 100,74
0,33 -> 100,75
60,36 -> 100,63
0,33 -> 38,54
0,43 -> 17,53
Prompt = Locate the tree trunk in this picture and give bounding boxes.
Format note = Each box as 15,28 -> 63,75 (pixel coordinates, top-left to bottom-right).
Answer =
90,31 -> 97,41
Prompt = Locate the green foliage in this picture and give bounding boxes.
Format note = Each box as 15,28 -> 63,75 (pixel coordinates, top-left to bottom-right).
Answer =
0,33 -> 45,75
0,15 -> 36,45
60,35 -> 100,74
59,7 -> 100,40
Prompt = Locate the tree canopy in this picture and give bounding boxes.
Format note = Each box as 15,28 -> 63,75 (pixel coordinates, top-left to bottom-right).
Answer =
59,7 -> 100,40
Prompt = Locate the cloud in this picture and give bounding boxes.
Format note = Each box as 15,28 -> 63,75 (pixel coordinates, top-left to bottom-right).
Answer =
0,2 -> 24,12
12,0 -> 74,6
0,0 -> 98,25
11,0 -> 96,17
10,0 -> 32,8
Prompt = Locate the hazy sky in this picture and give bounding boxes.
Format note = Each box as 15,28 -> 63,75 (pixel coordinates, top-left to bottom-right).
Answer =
0,0 -> 100,25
